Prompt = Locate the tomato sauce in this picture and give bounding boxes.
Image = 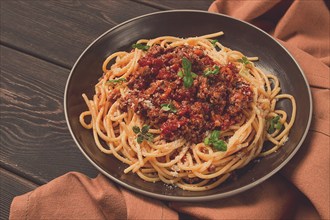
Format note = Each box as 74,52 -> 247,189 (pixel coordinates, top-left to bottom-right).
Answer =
119,45 -> 253,143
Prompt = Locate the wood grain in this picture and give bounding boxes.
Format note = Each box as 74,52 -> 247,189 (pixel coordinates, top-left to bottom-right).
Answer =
134,0 -> 214,10
0,1 -> 214,217
0,168 -> 38,220
1,0 -> 158,68
0,45 -> 98,184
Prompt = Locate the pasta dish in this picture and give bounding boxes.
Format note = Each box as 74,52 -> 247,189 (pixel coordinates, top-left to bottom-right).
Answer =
79,32 -> 296,191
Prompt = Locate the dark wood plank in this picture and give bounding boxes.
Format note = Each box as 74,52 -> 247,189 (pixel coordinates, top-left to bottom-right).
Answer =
0,45 -> 98,184
0,168 -> 38,220
134,0 -> 214,10
1,0 -> 158,68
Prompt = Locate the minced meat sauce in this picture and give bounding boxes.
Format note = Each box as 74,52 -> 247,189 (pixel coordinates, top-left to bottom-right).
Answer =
118,45 -> 253,143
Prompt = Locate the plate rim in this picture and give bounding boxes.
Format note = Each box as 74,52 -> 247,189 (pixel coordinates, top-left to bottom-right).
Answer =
64,9 -> 313,202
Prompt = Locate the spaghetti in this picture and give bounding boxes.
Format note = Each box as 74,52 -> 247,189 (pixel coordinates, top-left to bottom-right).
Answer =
80,32 -> 296,191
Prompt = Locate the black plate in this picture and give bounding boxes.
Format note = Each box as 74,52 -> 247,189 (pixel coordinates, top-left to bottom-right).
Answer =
64,10 -> 312,201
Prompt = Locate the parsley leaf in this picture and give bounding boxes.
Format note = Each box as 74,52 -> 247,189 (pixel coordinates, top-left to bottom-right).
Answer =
137,134 -> 144,144
145,133 -> 154,142
268,115 -> 282,133
132,125 -> 154,143
275,122 -> 282,130
204,65 -> 220,76
213,140 -> 227,151
204,130 -> 227,151
209,39 -> 218,47
161,103 -> 177,113
132,43 -> 150,51
132,126 -> 140,134
183,75 -> 193,88
237,56 -> 250,65
107,78 -> 127,84
210,130 -> 220,140
179,57 -> 196,88
204,137 -> 210,145
191,72 -> 198,78
141,125 -> 150,134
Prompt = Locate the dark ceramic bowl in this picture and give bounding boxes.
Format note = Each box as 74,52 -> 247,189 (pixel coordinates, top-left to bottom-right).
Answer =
64,10 -> 312,201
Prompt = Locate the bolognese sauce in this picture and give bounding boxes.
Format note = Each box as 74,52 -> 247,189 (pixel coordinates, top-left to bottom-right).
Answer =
119,45 -> 253,143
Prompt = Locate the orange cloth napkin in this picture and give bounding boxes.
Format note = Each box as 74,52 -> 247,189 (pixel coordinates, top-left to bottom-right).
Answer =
10,0 -> 329,219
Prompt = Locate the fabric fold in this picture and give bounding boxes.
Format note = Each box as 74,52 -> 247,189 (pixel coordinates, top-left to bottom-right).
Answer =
10,172 -> 128,219
10,172 -> 178,220
120,187 -> 178,219
169,175 -> 320,220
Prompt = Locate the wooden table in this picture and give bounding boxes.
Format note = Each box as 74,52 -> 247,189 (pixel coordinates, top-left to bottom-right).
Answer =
0,1 -> 214,219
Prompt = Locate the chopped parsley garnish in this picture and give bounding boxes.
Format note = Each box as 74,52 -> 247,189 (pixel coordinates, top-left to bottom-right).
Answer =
209,39 -> 218,47
178,71 -> 197,79
268,115 -> 282,133
161,103 -> 177,113
204,130 -> 227,151
132,126 -> 141,134
132,43 -> 150,51
107,78 -> 127,84
178,57 -> 197,88
132,125 -> 154,144
237,56 -> 251,65
204,65 -> 220,76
